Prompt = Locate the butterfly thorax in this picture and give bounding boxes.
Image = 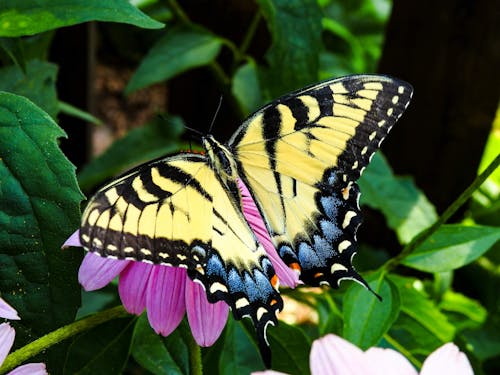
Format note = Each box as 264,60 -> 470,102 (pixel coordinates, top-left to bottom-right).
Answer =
202,135 -> 239,185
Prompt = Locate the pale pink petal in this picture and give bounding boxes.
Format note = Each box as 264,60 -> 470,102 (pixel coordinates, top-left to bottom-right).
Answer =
364,347 -> 417,375
238,179 -> 300,288
78,252 -> 130,291
119,262 -> 154,315
252,371 -> 290,375
185,278 -> 229,346
0,323 -> 15,365
0,298 -> 19,320
310,334 -> 370,375
146,265 -> 186,336
61,230 -> 82,248
7,363 -> 47,375
420,343 -> 473,375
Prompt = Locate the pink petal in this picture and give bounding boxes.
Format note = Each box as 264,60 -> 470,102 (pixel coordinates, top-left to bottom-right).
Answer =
0,298 -> 19,320
61,230 -> 82,248
185,278 -> 229,346
238,179 -> 300,288
119,262 -> 154,315
7,363 -> 47,375
420,343 -> 473,375
364,347 -> 417,375
146,265 -> 186,336
78,252 -> 130,291
0,323 -> 15,365
310,334 -> 370,375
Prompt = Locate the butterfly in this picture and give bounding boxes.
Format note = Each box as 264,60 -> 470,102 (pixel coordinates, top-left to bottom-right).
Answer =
79,74 -> 412,365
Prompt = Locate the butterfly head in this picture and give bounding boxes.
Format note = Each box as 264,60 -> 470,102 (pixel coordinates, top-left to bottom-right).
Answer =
202,135 -> 239,182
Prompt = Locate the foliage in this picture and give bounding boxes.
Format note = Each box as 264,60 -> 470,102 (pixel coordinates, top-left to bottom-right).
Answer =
0,0 -> 498,374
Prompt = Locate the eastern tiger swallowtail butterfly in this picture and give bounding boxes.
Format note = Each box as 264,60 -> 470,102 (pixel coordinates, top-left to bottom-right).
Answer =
79,74 -> 412,365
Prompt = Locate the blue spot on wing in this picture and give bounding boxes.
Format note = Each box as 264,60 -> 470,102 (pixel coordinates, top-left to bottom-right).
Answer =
227,268 -> 245,294
244,273 -> 260,301
206,254 -> 228,280
320,196 -> 339,220
320,219 -> 342,241
313,235 -> 335,259
298,242 -> 324,268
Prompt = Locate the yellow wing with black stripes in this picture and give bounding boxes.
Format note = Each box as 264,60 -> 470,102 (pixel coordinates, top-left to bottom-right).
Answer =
229,74 -> 413,287
80,153 -> 282,356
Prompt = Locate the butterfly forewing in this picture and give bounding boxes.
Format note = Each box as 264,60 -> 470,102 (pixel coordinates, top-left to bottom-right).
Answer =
230,75 -> 413,287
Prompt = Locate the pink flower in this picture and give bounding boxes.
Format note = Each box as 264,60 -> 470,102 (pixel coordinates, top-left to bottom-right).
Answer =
0,323 -> 47,375
253,334 -> 473,375
0,299 -> 19,321
308,334 -> 473,375
64,179 -> 299,346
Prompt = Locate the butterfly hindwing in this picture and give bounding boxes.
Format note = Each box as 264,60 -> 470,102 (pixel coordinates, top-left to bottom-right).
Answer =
230,74 -> 413,287
80,153 -> 282,343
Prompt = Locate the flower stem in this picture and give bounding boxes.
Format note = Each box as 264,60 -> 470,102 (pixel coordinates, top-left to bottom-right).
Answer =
0,306 -> 129,374
186,331 -> 202,375
384,152 -> 500,272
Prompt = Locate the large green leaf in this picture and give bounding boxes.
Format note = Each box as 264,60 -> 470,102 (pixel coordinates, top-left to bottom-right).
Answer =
131,314 -> 190,375
125,26 -> 223,94
343,271 -> 400,349
0,93 -> 83,368
220,318 -> 264,374
268,321 -> 311,374
0,59 -> 58,118
231,61 -> 263,116
359,153 -> 438,244
63,317 -> 135,374
402,224 -> 500,273
77,116 -> 184,191
257,0 -> 322,97
439,290 -> 487,331
0,0 -> 163,37
388,275 -> 455,358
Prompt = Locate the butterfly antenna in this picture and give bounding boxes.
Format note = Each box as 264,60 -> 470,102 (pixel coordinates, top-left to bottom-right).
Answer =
208,96 -> 223,134
184,124 -> 203,137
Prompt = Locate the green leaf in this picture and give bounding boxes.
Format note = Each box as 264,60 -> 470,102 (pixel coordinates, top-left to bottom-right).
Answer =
462,320 -> 500,361
232,61 -> 263,115
63,317 -> 135,374
389,275 -> 455,348
439,290 -> 487,331
343,271 -> 400,349
0,92 -> 83,366
401,224 -> 500,272
0,0 -> 163,37
220,318 -> 264,374
126,26 -> 223,94
268,322 -> 311,374
0,59 -> 58,118
0,37 -> 26,72
77,116 -> 184,191
131,314 -> 190,375
359,153 -> 438,244
58,101 -> 103,125
257,0 -> 322,97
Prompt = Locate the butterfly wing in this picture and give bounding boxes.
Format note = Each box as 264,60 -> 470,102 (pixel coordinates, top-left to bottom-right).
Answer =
229,75 -> 413,287
80,153 -> 282,350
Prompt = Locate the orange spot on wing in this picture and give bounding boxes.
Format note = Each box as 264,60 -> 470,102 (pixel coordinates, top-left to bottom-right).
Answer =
180,149 -> 205,155
342,187 -> 350,200
271,274 -> 279,288
314,272 -> 323,278
289,262 -> 301,272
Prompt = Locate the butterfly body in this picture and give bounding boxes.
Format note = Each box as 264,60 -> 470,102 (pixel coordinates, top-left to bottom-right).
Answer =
79,74 -> 413,365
